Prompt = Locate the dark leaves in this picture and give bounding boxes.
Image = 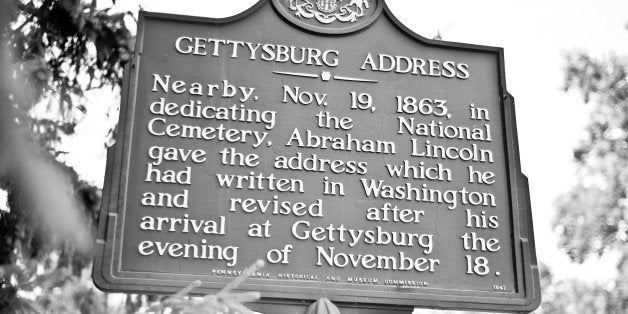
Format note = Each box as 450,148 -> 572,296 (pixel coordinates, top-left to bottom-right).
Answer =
10,0 -> 134,130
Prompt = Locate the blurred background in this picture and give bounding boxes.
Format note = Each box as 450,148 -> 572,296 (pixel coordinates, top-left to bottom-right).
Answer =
1,0 -> 627,312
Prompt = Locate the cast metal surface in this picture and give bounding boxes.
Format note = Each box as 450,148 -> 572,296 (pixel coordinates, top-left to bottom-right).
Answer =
93,0 -> 540,312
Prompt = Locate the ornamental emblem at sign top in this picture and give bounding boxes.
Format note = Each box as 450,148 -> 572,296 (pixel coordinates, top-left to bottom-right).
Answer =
273,0 -> 382,34
291,0 -> 369,23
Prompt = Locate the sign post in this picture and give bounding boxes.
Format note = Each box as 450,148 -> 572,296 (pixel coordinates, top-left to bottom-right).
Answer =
94,0 -> 540,312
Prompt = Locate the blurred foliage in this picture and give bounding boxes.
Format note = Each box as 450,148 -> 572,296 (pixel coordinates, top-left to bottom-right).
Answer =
1,259 -> 107,313
555,52 -> 628,262
2,0 -> 134,256
10,0 -> 134,151
0,162 -> 100,264
0,0 -> 133,311
12,0 -> 134,109
551,33 -> 628,311
536,262 -> 628,313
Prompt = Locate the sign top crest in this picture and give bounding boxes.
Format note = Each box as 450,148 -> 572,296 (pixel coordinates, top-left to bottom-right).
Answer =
272,0 -> 382,34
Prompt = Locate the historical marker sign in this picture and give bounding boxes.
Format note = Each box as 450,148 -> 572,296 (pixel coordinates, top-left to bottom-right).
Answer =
94,0 -> 541,312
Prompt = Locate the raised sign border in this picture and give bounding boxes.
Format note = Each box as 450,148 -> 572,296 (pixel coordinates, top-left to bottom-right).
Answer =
93,0 -> 541,312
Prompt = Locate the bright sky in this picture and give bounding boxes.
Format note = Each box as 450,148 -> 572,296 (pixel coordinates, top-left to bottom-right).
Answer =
59,0 -> 628,283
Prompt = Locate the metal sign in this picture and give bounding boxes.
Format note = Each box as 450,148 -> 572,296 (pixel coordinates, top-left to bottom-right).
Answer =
94,0 -> 540,311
